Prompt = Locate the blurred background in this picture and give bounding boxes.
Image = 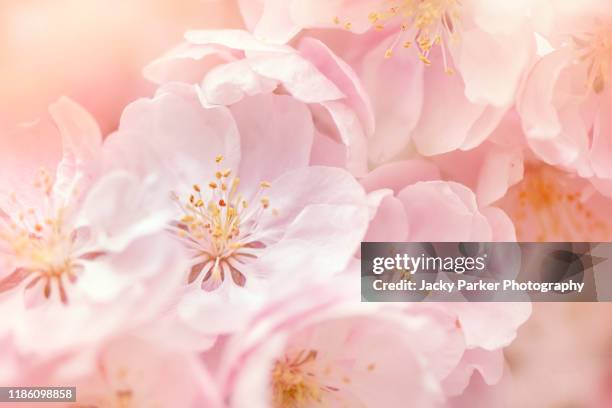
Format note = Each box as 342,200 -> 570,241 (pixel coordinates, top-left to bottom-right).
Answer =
1,1 -> 611,407
0,0 -> 242,133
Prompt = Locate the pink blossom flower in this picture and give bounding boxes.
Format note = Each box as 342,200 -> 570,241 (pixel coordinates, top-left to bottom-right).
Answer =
9,336 -> 222,408
430,110 -> 526,208
362,160 -> 516,242
144,29 -> 373,176
496,163 -> 612,241
105,83 -> 370,334
430,109 -> 612,242
517,0 -> 612,195
237,0 -> 536,161
360,161 -> 530,398
0,98 -> 185,355
216,280 -> 464,408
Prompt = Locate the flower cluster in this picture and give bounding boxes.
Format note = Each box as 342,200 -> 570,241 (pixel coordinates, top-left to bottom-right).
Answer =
2,0 -> 610,406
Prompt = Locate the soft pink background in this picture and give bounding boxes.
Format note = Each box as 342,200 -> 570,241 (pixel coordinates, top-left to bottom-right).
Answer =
0,0 -> 242,133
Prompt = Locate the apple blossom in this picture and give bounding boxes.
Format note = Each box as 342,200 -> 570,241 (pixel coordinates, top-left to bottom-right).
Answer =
237,0 -> 536,161
0,98 -> 185,355
104,83 -> 370,334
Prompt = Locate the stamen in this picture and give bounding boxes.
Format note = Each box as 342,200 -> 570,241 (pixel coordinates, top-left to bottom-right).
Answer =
335,0 -> 461,69
502,165 -> 609,241
172,156 -> 276,290
272,350 -> 324,407
0,171 -> 92,304
573,24 -> 612,94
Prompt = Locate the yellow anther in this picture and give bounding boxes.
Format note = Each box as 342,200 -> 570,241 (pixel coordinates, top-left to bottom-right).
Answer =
181,215 -> 195,223
385,49 -> 393,59
419,54 -> 432,65
193,184 -> 201,192
215,155 -> 224,163
209,182 -> 218,189
260,181 -> 271,188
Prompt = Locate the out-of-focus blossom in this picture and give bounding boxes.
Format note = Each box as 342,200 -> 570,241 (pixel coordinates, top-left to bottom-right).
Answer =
105,83 -> 370,334
237,0 -> 536,162
217,279 -> 456,408
8,336 -> 222,408
496,164 -> 612,241
359,160 -> 529,400
362,160 -> 516,242
506,303 -> 612,408
517,0 -> 612,196
431,110 -> 612,242
0,98 -> 184,355
144,29 -> 374,176
431,110 -> 525,208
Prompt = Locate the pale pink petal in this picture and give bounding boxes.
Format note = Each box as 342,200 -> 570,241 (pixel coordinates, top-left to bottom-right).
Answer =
454,27 -> 533,107
253,0 -> 301,43
442,349 -> 504,397
518,49 -> 573,140
469,0 -> 532,35
453,303 -> 532,349
106,85 -> 241,190
397,181 -> 492,241
359,36 -> 424,163
480,207 -> 517,241
0,119 -> 62,209
461,104 -> 509,150
184,29 -> 293,54
298,37 -> 375,136
310,131 -> 348,168
412,50 -> 488,156
230,94 -> 313,191
247,53 -> 345,103
590,91 -> 612,179
256,203 -> 369,287
76,172 -> 175,252
360,160 -> 441,194
364,193 -> 409,242
320,100 -> 368,176
48,97 -> 103,200
144,42 -> 237,85
290,0 -> 377,33
238,0 -> 265,30
201,59 -> 279,105
259,166 -> 367,232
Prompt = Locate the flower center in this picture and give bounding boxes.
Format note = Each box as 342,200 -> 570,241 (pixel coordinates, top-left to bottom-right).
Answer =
335,0 -> 461,72
171,155 -> 273,291
0,169 -> 87,304
573,24 -> 612,94
272,350 -> 331,408
500,165 -> 609,241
